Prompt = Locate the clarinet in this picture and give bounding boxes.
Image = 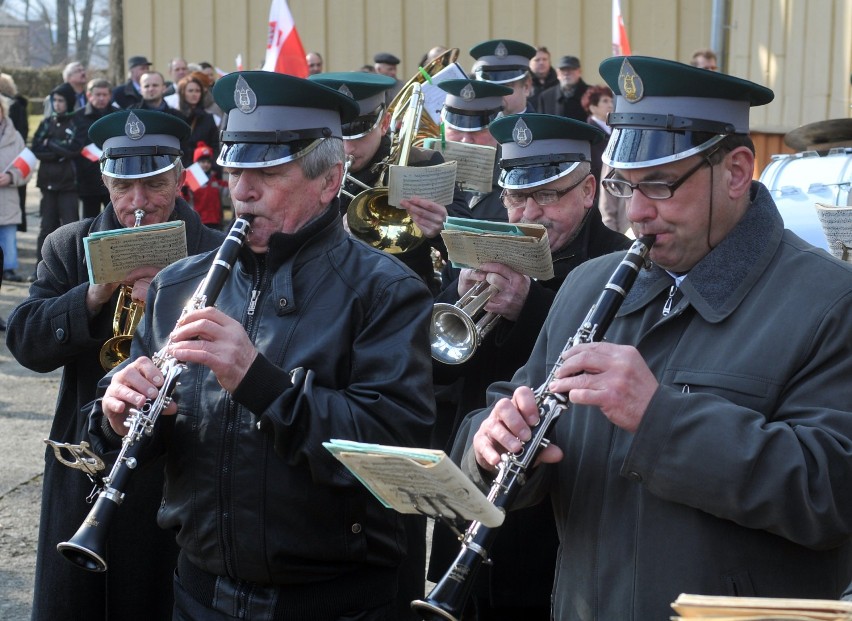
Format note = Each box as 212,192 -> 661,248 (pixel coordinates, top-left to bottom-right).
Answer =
57,215 -> 255,572
412,235 -> 655,621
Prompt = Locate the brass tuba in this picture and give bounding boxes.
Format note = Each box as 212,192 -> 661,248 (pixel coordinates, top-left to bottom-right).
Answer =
98,209 -> 145,370
345,49 -> 460,254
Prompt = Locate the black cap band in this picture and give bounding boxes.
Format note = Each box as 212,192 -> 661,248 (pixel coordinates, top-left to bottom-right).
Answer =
608,112 -> 736,134
220,127 -> 333,144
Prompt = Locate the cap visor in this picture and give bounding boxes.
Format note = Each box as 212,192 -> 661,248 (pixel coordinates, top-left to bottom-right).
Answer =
101,155 -> 178,179
217,140 -> 320,168
474,68 -> 525,84
443,109 -> 499,132
499,162 -> 579,189
602,128 -> 725,169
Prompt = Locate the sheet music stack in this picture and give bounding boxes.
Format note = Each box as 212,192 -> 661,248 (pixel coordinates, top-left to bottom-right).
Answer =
671,593 -> 852,620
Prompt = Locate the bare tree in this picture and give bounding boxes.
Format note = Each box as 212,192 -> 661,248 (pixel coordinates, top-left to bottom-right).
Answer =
109,0 -> 123,87
56,0 -> 69,63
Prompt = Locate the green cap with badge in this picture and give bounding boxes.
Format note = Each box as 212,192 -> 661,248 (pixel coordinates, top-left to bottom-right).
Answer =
490,113 -> 605,189
89,109 -> 190,179
214,70 -> 359,168
599,55 -> 774,169
308,72 -> 396,139
470,39 -> 536,84
438,78 -> 513,132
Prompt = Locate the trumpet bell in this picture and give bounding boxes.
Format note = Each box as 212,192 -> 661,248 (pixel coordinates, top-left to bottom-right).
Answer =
347,187 -> 424,254
98,334 -> 132,370
431,303 -> 482,364
430,281 -> 501,364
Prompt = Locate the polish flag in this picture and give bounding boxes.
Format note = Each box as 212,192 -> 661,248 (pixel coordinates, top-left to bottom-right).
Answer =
185,162 -> 209,191
612,0 -> 633,56
261,0 -> 309,77
235,53 -> 244,71
8,147 -> 36,178
81,143 -> 103,162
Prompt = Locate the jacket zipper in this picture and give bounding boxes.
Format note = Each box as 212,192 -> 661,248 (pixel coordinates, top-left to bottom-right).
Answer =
220,253 -> 266,577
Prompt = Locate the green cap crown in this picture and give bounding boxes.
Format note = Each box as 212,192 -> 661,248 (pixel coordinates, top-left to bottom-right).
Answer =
470,39 -> 535,84
89,109 -> 190,179
308,72 -> 396,115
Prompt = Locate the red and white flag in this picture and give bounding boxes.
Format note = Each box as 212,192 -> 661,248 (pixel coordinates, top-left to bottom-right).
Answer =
185,162 -> 209,191
612,0 -> 633,56
261,0 -> 309,77
235,54 -> 244,72
7,147 -> 36,178
81,143 -> 103,162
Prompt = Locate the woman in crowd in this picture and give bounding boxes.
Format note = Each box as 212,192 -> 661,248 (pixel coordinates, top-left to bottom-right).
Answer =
176,72 -> 219,167
0,95 -> 32,283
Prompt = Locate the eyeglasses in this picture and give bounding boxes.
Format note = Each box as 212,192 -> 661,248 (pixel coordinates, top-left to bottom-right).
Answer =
602,155 -> 712,200
500,176 -> 585,210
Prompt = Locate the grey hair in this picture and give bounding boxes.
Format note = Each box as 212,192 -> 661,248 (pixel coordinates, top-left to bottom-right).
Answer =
298,137 -> 344,180
62,62 -> 84,81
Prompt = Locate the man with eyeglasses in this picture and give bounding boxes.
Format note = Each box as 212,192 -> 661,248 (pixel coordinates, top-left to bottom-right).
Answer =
462,56 -> 852,619
428,113 -> 629,621
309,71 -> 470,296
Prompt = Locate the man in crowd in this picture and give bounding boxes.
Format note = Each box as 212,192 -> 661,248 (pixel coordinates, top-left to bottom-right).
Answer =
691,48 -> 719,71
306,51 -> 324,75
68,78 -> 115,218
311,71 -> 470,295
470,39 -> 536,115
373,52 -> 403,103
465,56 -> 852,619
165,56 -> 190,95
112,55 -> 152,108
88,70 -> 435,621
437,78 -> 512,224
6,110 -> 224,621
53,61 -> 88,112
528,45 -> 558,100
533,54 -> 589,121
428,114 -> 629,620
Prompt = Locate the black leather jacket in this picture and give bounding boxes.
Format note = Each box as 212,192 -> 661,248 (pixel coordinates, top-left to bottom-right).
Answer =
90,202 -> 436,585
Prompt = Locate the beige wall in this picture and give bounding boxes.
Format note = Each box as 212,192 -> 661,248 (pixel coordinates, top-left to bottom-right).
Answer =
125,0 -> 852,134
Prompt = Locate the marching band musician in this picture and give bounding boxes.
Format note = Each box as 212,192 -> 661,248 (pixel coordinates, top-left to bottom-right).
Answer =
436,78 -> 512,223
470,39 -> 537,115
6,110 -> 224,621
309,71 -> 471,296
428,114 -> 630,620
88,72 -> 436,621
463,57 -> 852,619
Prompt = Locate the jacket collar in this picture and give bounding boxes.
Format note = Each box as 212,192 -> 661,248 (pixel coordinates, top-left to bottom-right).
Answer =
620,182 -> 782,323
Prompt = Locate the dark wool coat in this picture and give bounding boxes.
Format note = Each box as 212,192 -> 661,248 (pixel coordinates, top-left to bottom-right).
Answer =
464,184 -> 852,620
6,200 -> 223,621
428,207 -> 629,611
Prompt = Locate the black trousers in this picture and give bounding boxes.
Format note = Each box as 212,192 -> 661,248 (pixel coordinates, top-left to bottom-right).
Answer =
36,190 -> 79,263
80,193 -> 110,219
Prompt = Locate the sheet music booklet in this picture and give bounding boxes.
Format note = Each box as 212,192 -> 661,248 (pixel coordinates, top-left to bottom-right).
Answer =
323,439 -> 504,528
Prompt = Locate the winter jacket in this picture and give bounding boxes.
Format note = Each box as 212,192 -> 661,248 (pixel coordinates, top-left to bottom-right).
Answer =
32,112 -> 77,192
6,200 -> 223,621
88,203 -> 436,612
463,183 -> 852,620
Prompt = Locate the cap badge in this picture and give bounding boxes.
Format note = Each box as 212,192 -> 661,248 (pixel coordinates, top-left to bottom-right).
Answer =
234,75 -> 258,114
494,42 -> 508,58
512,118 -> 533,147
338,84 -> 354,98
460,83 -> 476,101
618,58 -> 644,103
125,112 -> 145,140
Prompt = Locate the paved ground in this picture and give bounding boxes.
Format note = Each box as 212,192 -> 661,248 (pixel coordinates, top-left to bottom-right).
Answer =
0,180 -> 60,620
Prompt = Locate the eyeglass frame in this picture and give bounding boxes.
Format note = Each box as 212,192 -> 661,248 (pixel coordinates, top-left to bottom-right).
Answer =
499,175 -> 587,210
602,147 -> 720,200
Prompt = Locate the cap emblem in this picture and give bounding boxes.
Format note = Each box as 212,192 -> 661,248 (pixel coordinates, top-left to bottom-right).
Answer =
234,75 -> 258,114
125,112 -> 145,140
460,83 -> 476,101
618,58 -> 644,103
494,42 -> 508,58
512,118 -> 533,147
338,84 -> 354,98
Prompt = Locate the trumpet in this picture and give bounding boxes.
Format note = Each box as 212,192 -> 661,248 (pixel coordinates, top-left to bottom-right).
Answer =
412,236 -> 655,620
57,215 -> 254,572
430,281 -> 501,364
99,209 -> 146,370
